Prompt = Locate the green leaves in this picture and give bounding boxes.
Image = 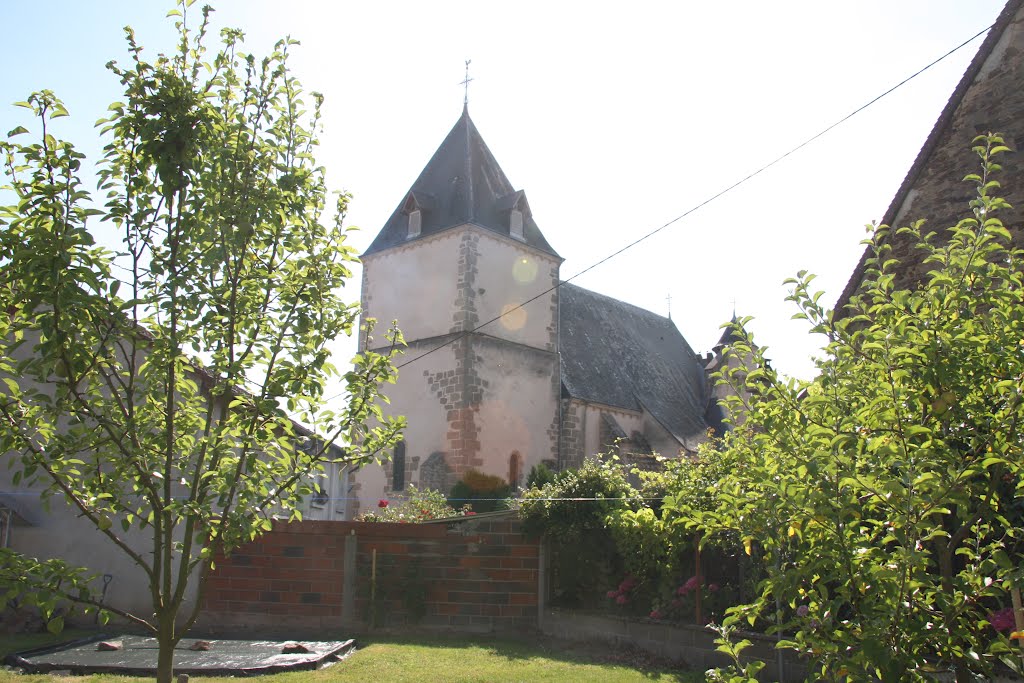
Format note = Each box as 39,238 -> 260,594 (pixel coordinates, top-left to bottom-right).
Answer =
664,134 -> 1024,679
1,3 -> 403,678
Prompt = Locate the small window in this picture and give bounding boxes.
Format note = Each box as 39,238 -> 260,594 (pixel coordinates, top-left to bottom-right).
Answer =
392,441 -> 406,491
510,209 -> 524,241
508,451 -> 522,488
407,209 -> 422,239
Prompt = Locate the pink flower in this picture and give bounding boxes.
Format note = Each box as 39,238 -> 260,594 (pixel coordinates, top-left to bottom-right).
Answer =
466,511 -> 476,516
618,575 -> 637,592
606,590 -> 618,599
649,609 -> 663,620
708,583 -> 720,593
378,499 -> 389,508
990,607 -> 1017,632
683,575 -> 702,592
615,594 -> 628,605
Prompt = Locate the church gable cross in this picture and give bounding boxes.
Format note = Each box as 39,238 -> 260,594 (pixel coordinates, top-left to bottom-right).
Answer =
461,59 -> 473,106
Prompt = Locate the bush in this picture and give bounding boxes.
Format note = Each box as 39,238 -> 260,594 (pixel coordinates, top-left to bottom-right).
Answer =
525,462 -> 557,490
357,485 -> 469,522
670,136 -> 1024,680
449,469 -> 513,513
520,456 -> 643,608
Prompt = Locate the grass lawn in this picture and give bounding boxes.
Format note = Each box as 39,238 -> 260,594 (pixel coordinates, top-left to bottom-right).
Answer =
0,630 -> 703,682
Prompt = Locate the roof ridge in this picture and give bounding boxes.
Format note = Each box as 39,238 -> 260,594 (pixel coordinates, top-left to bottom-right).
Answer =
560,281 -> 674,325
834,0 -> 1024,315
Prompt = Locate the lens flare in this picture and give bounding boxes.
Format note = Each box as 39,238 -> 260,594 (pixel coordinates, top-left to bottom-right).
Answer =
500,303 -> 527,331
512,256 -> 538,283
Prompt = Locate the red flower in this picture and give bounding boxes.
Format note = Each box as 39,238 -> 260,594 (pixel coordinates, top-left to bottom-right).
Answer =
649,609 -> 663,620
615,594 -> 628,605
378,499 -> 389,508
466,511 -> 476,516
990,607 -> 1017,632
606,590 -> 618,599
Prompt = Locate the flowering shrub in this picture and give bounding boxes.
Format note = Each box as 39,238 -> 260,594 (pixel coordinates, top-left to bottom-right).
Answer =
606,574 -> 638,608
520,457 -> 641,608
990,607 -> 1016,632
357,485 -> 471,522
643,575 -> 736,625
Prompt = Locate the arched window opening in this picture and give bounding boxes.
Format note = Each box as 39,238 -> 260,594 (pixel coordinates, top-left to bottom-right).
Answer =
508,451 -> 522,488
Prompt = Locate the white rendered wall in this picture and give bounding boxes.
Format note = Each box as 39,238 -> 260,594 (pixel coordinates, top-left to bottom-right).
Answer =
473,342 -> 558,485
360,231 -> 462,347
471,230 -> 560,351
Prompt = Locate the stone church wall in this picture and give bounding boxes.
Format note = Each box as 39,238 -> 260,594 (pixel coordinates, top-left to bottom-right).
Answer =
359,231 -> 461,347
472,338 -> 558,484
470,229 -> 560,351
559,399 -> 585,469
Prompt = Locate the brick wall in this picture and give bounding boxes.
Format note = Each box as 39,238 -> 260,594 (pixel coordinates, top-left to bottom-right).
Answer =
201,513 -> 539,634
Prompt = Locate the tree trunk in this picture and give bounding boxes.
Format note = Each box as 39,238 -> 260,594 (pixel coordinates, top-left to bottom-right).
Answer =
156,617 -> 177,683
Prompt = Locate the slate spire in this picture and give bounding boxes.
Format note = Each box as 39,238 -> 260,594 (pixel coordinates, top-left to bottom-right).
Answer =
363,110 -> 559,257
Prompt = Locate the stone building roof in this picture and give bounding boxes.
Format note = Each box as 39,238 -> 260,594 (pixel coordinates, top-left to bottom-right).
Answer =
835,0 -> 1024,315
364,106 -> 559,257
558,282 -> 712,443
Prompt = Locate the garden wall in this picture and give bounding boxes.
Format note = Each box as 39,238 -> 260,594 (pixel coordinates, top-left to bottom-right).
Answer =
199,512 -> 540,634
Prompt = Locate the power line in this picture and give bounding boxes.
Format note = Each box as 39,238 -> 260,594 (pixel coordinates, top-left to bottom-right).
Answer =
332,21 -> 993,388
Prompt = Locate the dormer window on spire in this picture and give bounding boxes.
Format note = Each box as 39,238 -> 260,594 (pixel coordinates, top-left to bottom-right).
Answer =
407,209 -> 422,239
497,190 -> 531,242
510,209 -> 524,240
402,191 -> 434,240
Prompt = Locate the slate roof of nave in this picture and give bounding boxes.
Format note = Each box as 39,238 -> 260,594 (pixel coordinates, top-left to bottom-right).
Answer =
364,106 -> 559,257
558,282 -> 713,442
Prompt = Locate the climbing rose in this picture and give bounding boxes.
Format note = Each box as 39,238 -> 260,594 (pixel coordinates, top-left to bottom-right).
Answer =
378,499 -> 389,508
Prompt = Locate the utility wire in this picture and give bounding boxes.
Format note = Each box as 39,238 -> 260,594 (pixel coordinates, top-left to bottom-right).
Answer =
385,23 -> 992,373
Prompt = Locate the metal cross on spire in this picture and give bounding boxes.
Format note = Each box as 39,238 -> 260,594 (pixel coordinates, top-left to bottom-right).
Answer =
461,59 -> 473,108
666,293 -> 672,320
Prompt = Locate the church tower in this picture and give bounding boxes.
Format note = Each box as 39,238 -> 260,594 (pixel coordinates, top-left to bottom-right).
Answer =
352,107 -> 563,514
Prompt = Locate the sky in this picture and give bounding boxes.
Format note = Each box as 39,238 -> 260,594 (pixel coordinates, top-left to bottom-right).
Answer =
0,0 -> 1009,386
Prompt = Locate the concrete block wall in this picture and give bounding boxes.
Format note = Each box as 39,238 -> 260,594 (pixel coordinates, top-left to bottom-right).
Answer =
541,608 -> 808,682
